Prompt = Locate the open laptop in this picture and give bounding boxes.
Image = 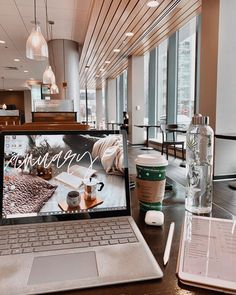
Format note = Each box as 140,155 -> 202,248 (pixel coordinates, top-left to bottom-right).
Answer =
0,129 -> 163,295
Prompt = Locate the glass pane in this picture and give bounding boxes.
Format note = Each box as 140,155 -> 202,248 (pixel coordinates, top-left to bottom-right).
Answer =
80,89 -> 96,125
116,70 -> 128,123
177,17 -> 196,126
123,70 -> 128,111
144,52 -> 150,124
116,76 -> 120,120
157,39 -> 168,123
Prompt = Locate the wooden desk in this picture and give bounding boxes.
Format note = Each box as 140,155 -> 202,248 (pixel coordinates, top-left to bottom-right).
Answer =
135,124 -> 160,150
57,178 -> 234,294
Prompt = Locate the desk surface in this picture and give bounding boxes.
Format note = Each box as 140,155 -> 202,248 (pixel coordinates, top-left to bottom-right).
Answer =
57,177 -> 235,295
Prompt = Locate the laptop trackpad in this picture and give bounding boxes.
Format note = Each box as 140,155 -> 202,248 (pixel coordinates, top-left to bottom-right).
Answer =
28,251 -> 98,285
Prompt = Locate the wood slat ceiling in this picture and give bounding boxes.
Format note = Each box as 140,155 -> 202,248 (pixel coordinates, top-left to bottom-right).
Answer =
80,0 -> 201,89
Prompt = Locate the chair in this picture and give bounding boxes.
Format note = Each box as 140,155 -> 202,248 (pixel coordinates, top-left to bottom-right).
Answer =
160,124 -> 185,161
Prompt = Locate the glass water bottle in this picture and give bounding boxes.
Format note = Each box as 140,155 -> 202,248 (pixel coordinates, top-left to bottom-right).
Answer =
185,114 -> 214,214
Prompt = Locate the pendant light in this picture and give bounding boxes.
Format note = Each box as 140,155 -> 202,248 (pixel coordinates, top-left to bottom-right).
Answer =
26,0 -> 48,61
43,65 -> 55,84
50,83 -> 59,94
43,2 -> 59,94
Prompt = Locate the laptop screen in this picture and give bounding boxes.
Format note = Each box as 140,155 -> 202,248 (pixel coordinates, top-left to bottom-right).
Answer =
0,130 -> 130,222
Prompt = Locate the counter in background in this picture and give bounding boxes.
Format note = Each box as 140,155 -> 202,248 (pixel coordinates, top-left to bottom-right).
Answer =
0,110 -> 20,125
32,112 -> 77,123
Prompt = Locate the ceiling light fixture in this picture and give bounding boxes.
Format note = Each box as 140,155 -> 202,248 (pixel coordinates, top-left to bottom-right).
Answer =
14,58 -> 20,62
125,32 -> 134,37
105,60 -> 111,64
24,70 -> 29,73
147,0 -> 159,8
50,83 -> 59,94
44,3 -> 59,94
113,48 -> 120,53
8,89 -> 13,91
43,65 -> 55,84
48,24 -> 59,94
26,0 -> 48,60
0,40 -> 6,44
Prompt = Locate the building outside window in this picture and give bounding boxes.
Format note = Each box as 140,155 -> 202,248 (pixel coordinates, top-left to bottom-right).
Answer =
144,52 -> 150,124
157,39 -> 168,123
123,70 -> 128,111
147,16 -> 198,144
116,70 -> 128,123
80,89 -> 96,124
177,17 -> 196,125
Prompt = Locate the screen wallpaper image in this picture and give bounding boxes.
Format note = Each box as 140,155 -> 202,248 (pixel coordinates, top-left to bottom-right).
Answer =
2,133 -> 127,218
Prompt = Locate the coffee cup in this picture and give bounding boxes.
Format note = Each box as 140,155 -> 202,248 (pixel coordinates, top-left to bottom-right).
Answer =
135,154 -> 168,211
83,177 -> 104,201
67,191 -> 81,208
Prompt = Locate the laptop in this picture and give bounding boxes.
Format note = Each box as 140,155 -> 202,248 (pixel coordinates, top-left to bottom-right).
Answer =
0,129 -> 163,295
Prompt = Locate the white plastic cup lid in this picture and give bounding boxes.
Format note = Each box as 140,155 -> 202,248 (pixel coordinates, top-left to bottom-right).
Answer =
135,154 -> 168,167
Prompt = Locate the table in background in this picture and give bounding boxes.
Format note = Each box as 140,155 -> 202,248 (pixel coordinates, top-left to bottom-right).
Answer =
0,110 -> 20,125
215,133 -> 236,140
107,122 -> 122,131
57,177 -> 235,295
215,133 -> 236,189
135,124 -> 160,150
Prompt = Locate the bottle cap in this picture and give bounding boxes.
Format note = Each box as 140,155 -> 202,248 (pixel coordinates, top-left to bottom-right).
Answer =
191,114 -> 209,125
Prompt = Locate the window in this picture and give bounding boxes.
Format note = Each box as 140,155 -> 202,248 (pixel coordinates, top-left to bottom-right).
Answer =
177,18 -> 196,125
80,89 -> 96,123
144,52 -> 150,124
116,70 -> 128,122
146,16 -> 199,144
157,39 -> 168,123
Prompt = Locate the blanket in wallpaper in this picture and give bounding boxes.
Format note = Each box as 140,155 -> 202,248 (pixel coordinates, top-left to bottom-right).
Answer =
3,174 -> 57,215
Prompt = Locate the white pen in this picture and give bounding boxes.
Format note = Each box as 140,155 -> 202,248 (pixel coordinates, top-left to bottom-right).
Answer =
163,222 -> 175,266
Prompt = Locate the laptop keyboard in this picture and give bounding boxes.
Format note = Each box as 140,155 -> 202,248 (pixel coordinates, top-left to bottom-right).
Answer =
0,218 -> 138,256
